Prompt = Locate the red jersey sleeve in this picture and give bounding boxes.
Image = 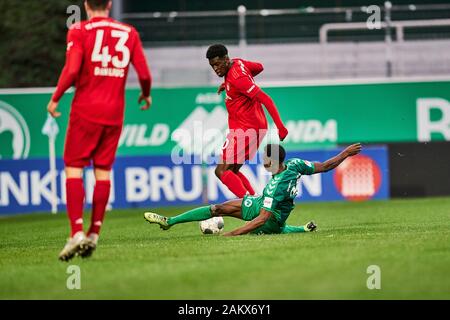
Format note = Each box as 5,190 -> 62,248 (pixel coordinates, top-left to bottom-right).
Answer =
52,27 -> 83,102
67,24 -> 84,53
233,75 -> 261,99
131,29 -> 152,97
256,90 -> 285,129
243,60 -> 264,77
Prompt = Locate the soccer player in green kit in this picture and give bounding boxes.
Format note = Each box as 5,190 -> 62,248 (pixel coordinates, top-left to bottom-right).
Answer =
144,143 -> 362,236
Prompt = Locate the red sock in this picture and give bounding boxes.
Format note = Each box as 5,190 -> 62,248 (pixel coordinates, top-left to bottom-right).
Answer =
66,178 -> 85,237
88,180 -> 111,236
220,171 -> 248,198
236,171 -> 255,195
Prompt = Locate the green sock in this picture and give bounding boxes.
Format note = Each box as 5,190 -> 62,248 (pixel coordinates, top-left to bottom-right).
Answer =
167,206 -> 212,226
281,225 -> 307,234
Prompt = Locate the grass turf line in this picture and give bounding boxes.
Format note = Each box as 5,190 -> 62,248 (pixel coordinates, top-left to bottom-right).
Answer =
0,197 -> 449,299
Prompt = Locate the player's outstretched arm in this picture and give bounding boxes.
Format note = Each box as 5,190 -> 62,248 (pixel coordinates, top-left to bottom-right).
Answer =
223,208 -> 272,236
255,91 -> 288,141
313,143 -> 362,173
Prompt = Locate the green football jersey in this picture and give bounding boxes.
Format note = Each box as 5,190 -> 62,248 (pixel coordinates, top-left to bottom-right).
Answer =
261,158 -> 315,224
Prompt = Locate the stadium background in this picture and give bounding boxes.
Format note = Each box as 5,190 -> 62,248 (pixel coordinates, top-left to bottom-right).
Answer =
0,0 -> 449,300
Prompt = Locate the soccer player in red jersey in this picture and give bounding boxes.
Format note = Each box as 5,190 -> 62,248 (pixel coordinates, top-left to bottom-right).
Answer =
206,44 -> 288,198
47,0 -> 152,261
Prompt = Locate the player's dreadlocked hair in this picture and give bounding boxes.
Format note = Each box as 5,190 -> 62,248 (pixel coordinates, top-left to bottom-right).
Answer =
86,0 -> 111,10
206,44 -> 228,60
265,144 -> 286,163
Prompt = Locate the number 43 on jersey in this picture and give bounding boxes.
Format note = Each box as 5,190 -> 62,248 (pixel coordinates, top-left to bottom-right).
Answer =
91,29 -> 130,68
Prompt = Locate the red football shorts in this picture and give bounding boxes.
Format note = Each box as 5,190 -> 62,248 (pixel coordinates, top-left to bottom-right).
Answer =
64,113 -> 122,170
221,128 -> 266,164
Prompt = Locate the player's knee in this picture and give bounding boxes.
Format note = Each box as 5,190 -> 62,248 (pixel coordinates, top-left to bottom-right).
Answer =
215,167 -> 224,179
211,204 -> 224,216
94,168 -> 111,181
65,167 -> 83,179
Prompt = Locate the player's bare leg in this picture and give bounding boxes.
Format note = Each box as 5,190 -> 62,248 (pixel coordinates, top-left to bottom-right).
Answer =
211,199 -> 244,219
80,168 -> 111,258
66,167 -> 83,179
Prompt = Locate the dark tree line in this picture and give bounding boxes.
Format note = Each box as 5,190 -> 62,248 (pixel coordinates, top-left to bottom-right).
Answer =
0,0 -> 84,88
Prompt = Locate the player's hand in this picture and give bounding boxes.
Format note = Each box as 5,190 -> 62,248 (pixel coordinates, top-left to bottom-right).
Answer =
47,100 -> 61,118
278,126 -> 289,141
217,83 -> 226,95
344,143 -> 362,157
222,232 -> 233,237
139,94 -> 152,111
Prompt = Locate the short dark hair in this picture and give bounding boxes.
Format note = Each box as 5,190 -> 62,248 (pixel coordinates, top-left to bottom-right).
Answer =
86,0 -> 110,10
265,144 -> 286,163
206,44 -> 228,60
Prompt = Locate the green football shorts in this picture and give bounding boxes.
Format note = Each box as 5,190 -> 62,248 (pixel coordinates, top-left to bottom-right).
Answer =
241,196 -> 284,235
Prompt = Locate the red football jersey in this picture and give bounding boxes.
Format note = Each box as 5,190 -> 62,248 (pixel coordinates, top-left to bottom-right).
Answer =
224,58 -> 268,131
53,17 -> 151,126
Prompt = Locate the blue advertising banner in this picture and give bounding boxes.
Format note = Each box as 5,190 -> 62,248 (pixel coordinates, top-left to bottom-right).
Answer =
0,146 -> 389,215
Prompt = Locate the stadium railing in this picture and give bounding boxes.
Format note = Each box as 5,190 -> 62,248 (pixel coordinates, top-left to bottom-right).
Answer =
121,3 -> 450,46
122,3 -> 450,87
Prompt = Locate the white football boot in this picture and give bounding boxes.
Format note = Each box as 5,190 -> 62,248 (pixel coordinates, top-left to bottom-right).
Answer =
58,231 -> 86,262
79,233 -> 99,258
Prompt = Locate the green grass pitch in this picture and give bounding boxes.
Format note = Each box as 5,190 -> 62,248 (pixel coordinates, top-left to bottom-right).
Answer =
1,197 -> 450,300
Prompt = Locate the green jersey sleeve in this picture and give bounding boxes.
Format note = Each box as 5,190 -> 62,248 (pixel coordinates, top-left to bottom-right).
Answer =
287,158 -> 315,175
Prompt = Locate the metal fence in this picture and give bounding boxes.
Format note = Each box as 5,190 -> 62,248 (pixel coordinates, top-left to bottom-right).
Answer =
121,2 -> 450,86
120,3 -> 450,46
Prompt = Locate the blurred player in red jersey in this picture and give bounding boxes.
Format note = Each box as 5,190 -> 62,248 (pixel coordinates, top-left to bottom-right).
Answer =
206,44 -> 288,198
47,0 -> 152,261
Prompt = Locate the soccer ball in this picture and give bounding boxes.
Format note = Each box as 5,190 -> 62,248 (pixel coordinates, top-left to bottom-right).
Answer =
199,217 -> 224,234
